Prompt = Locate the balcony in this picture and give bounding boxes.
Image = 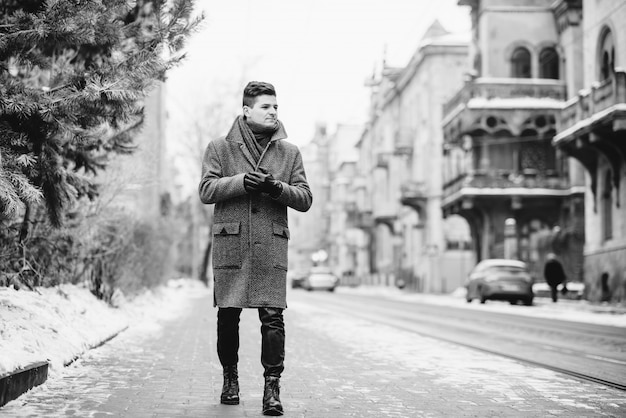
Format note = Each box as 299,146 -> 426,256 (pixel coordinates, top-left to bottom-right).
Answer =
400,181 -> 427,210
376,152 -> 391,169
444,77 -> 567,117
393,128 -> 414,156
443,78 -> 567,143
442,169 -> 573,208
554,71 -> 626,144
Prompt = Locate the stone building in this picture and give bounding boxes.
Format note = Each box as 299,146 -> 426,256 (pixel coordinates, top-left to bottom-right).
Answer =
357,21 -> 474,292
326,124 -> 367,285
441,0 -> 586,281
288,124 -> 331,274
552,0 -> 626,302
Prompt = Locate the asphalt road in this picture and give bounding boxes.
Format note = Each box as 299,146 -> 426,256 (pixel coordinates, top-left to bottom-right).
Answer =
290,289 -> 626,390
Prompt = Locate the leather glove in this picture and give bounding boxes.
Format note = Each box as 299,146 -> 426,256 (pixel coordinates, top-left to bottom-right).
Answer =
244,171 -> 282,197
259,172 -> 283,198
244,172 -> 264,193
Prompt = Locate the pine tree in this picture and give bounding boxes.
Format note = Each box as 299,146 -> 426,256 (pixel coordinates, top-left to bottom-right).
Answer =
0,0 -> 202,229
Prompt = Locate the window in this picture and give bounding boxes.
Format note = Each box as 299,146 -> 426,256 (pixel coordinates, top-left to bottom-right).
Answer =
511,47 -> 531,78
539,47 -> 559,79
599,29 -> 615,81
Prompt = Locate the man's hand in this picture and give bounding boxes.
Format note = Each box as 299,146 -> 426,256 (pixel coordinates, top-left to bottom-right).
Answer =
244,171 -> 282,197
244,172 -> 265,193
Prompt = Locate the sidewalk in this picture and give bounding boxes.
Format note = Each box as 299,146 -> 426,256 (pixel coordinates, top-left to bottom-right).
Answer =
3,289 -> 626,417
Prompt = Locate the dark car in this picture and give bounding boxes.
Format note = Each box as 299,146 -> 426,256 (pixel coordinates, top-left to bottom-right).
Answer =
465,259 -> 534,306
288,270 -> 308,289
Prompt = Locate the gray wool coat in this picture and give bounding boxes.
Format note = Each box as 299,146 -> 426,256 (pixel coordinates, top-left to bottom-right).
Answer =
199,121 -> 312,309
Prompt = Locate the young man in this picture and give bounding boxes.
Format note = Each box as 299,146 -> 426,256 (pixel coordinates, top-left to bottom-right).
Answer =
198,81 -> 312,416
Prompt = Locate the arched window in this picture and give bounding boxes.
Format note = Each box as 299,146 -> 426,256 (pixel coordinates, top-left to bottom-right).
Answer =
539,47 -> 559,79
599,29 -> 615,81
511,47 -> 531,78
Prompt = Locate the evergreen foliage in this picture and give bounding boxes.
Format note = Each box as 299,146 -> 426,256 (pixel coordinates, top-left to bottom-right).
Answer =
0,0 -> 202,226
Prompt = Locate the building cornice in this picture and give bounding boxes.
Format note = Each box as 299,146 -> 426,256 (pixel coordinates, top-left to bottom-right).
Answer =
551,0 -> 582,34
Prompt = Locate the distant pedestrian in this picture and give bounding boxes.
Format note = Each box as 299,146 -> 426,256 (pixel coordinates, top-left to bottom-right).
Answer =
199,81 -> 312,416
600,272 -> 611,302
544,253 -> 566,302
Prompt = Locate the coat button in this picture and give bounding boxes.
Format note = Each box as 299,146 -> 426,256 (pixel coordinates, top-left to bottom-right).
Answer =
252,207 -> 259,214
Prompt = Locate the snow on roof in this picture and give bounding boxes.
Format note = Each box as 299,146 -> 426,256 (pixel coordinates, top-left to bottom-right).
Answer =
467,97 -> 564,110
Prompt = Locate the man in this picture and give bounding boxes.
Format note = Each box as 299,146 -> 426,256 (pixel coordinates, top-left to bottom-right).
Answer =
198,81 -> 312,416
544,253 -> 566,303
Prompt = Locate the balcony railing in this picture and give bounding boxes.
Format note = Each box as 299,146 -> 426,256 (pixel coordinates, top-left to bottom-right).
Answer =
443,77 -> 567,117
400,181 -> 427,208
393,128 -> 414,155
376,152 -> 391,168
558,71 -> 626,136
443,169 -> 570,201
347,209 -> 373,229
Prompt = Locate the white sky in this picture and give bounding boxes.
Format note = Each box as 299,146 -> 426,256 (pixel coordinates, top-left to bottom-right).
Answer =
165,0 -> 471,195
166,0 -> 471,141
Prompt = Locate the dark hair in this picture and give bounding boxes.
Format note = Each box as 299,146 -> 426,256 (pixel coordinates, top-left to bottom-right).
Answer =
243,81 -> 276,107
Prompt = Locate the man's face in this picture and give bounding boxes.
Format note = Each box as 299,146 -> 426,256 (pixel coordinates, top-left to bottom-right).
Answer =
244,95 -> 278,127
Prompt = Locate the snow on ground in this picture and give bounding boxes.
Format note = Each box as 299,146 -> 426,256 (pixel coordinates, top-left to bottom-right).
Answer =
0,279 -> 210,378
335,285 -> 626,327
2,279 -> 624,383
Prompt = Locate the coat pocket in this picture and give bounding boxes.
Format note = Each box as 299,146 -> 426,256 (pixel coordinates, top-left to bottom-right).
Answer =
213,222 -> 242,269
271,222 -> 290,271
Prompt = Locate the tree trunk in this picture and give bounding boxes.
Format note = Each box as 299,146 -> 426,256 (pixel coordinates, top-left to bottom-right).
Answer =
18,204 -> 31,244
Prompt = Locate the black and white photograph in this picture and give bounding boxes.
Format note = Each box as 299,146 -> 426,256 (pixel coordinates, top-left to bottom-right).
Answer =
1,0 -> 625,416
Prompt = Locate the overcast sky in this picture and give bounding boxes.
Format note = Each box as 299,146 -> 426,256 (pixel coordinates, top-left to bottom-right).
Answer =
166,0 -> 471,195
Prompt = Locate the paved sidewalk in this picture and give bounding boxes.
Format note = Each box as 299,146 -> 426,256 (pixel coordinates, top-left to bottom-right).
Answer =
3,290 -> 626,417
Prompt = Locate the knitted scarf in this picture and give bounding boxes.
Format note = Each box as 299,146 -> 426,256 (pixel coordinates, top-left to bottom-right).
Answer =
236,115 -> 279,163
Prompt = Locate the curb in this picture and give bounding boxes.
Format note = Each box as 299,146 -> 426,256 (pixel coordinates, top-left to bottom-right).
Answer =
0,361 -> 48,407
0,325 -> 129,408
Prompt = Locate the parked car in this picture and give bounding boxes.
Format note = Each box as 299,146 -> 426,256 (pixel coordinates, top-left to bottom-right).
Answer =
302,267 -> 339,292
465,259 -> 534,305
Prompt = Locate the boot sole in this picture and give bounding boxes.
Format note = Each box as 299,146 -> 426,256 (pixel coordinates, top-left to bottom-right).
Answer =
221,398 -> 240,405
262,406 -> 283,416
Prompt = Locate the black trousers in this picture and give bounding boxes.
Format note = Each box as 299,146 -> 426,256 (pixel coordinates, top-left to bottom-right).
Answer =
217,307 -> 285,378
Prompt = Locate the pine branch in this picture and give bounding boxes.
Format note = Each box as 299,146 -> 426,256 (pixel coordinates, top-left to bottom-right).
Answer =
0,0 -> 203,228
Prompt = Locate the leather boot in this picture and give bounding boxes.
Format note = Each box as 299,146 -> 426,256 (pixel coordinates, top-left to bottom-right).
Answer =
262,376 -> 283,416
220,365 -> 239,405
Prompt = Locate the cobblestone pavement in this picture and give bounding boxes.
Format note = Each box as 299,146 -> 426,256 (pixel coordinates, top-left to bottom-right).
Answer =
3,289 -> 626,417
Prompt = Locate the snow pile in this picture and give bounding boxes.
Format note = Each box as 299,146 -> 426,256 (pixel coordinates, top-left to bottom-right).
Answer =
0,278 -> 209,378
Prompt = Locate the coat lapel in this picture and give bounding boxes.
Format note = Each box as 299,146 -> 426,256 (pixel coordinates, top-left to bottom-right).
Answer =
224,118 -> 257,168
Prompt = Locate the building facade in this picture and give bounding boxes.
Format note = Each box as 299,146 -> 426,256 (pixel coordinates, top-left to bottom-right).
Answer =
288,124 -> 331,274
553,0 -> 626,302
357,21 -> 475,292
441,0 -> 586,282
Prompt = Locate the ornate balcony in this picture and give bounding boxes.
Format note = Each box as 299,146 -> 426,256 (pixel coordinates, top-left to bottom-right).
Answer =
443,77 -> 567,144
442,169 -> 574,210
400,181 -> 427,210
444,77 -> 567,116
555,71 -> 626,142
553,70 -> 626,201
376,152 -> 391,168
